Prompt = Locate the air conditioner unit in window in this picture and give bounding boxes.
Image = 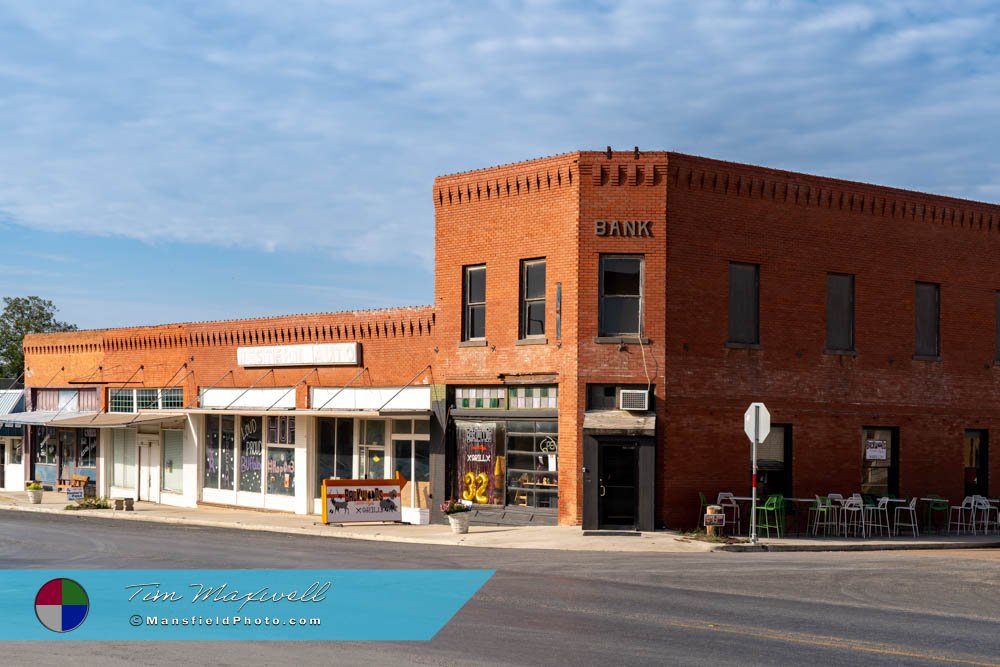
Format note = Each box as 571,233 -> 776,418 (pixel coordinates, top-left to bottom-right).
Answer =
618,389 -> 648,411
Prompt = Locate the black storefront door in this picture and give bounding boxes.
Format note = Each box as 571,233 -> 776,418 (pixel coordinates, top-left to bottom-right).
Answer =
599,443 -> 638,529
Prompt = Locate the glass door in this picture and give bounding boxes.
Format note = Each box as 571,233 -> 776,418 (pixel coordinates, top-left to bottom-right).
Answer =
58,430 -> 76,484
360,446 -> 385,479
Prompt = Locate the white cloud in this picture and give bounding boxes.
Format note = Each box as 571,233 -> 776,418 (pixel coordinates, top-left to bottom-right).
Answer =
0,0 -> 997,276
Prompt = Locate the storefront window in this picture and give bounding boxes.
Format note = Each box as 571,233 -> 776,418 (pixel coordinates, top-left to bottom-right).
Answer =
505,421 -> 557,509
239,416 -> 263,493
266,447 -> 295,496
77,429 -> 98,468
204,416 -> 219,489
220,415 -> 235,490
111,429 -> 136,488
456,421 -> 503,505
34,428 -> 57,465
267,416 -> 295,445
316,418 -> 353,497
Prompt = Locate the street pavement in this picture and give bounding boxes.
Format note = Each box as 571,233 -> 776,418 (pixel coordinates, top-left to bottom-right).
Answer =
1,510 -> 998,666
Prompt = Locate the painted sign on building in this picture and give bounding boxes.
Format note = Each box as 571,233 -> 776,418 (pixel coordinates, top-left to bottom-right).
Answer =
456,421 -> 500,505
322,478 -> 403,524
237,342 -> 360,367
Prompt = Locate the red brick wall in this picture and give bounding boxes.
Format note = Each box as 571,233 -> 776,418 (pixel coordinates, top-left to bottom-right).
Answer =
433,153 -> 581,523
662,153 -> 1000,528
576,151 -> 669,525
24,307 -> 439,411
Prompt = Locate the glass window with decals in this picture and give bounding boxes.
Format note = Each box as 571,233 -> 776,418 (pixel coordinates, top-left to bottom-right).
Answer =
504,421 -> 558,510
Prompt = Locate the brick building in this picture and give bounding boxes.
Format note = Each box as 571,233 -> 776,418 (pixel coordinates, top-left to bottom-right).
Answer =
8,149 -> 1000,530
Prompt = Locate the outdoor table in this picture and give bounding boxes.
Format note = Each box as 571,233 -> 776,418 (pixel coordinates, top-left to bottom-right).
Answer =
918,497 -> 950,533
783,498 -> 816,536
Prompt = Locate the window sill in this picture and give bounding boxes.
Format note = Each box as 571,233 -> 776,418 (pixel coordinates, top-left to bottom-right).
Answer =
458,340 -> 488,348
725,342 -> 762,350
594,336 -> 651,345
824,349 -> 857,357
912,354 -> 942,362
515,337 -> 548,346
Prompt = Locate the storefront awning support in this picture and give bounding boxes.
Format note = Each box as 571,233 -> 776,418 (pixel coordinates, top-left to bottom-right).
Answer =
265,367 -> 318,411
199,369 -> 234,406
377,364 -> 431,411
314,366 -> 369,410
222,369 -> 275,410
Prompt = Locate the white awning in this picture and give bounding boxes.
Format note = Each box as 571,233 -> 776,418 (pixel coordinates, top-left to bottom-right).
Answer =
0,411 -> 99,426
48,412 -> 186,428
184,408 -> 431,418
582,410 -> 656,436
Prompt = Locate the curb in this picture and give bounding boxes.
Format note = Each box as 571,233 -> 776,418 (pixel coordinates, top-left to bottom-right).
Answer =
714,540 -> 1000,553
0,503 -> 712,553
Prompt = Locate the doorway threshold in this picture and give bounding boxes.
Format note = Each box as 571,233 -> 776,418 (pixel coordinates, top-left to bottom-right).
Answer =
583,530 -> 641,537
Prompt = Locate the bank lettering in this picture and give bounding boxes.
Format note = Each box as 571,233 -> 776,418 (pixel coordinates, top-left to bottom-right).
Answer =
595,220 -> 652,237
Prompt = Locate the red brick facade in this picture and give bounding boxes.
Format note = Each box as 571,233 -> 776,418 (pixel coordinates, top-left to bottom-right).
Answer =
22,150 -> 1000,528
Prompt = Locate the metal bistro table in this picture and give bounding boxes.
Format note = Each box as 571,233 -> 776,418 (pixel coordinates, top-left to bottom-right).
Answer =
783,498 -> 818,536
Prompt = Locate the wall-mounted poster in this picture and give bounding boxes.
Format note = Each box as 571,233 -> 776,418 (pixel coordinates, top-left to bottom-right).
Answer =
456,421 -> 499,504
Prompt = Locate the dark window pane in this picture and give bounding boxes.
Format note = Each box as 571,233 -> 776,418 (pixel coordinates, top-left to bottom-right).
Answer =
915,282 -> 939,356
220,415 -> 236,490
602,297 -> 640,335
336,418 -> 353,478
468,304 -> 486,339
316,419 -> 337,493
467,266 -> 486,303
603,258 -> 641,296
524,261 -> 545,299
526,301 -> 545,336
826,273 -> 854,351
728,263 -> 759,344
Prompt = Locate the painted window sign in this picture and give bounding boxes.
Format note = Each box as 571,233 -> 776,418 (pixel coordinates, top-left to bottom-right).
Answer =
266,447 -> 295,496
456,421 -> 499,505
239,416 -> 263,493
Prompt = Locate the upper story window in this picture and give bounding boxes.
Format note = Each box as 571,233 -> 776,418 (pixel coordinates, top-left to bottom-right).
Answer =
520,258 -> 546,338
463,265 -> 486,341
826,273 -> 855,352
728,262 -> 759,345
915,282 -> 940,358
109,387 -> 184,412
599,255 -> 644,336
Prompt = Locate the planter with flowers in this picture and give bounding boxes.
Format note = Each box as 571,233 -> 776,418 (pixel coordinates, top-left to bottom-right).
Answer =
441,499 -> 472,534
26,482 -> 44,504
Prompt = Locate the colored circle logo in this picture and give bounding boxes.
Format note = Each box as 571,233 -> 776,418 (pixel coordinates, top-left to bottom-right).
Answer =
35,578 -> 89,633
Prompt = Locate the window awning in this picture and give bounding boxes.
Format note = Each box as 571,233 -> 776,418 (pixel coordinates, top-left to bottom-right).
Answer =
184,408 -> 432,418
0,410 -> 98,426
49,412 -> 186,428
582,410 -> 656,436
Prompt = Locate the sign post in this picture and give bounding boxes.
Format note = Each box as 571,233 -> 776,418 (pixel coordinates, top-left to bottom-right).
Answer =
743,402 -> 771,545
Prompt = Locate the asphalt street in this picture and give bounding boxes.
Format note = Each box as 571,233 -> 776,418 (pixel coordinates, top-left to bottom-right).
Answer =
1,510 -> 998,666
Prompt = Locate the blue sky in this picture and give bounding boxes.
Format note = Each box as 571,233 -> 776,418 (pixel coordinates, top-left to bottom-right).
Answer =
1,1 -> 998,329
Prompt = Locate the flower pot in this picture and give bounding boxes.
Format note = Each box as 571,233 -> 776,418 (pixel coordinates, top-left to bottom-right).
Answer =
27,489 -> 43,504
448,513 -> 470,534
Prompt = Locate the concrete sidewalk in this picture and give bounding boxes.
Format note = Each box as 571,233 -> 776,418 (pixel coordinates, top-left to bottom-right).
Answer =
2,491 -> 998,553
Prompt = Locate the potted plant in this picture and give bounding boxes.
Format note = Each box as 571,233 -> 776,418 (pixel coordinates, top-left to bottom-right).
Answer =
441,499 -> 472,534
26,482 -> 44,504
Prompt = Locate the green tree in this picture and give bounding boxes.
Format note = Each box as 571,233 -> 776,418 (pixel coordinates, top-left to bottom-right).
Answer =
0,297 -> 78,379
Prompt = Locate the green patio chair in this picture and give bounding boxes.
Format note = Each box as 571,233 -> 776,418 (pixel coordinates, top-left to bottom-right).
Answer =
756,495 -> 783,538
698,492 -> 708,528
808,495 -> 837,536
923,495 -> 948,533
